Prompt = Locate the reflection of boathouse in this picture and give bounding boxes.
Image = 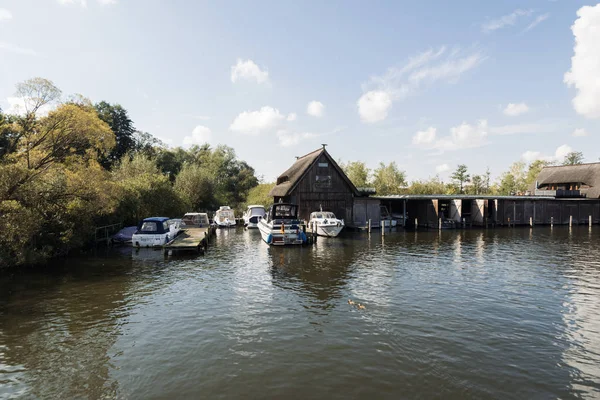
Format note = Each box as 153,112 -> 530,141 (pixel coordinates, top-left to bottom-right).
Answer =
269,146 -> 380,227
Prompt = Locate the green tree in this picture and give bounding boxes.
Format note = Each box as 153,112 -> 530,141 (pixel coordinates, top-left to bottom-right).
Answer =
372,162 -> 406,195
341,160 -> 370,188
245,182 -> 276,208
174,162 -> 217,211
526,160 -> 550,187
451,164 -> 470,193
112,154 -> 185,224
468,175 -> 484,195
562,151 -> 584,165
95,101 -> 136,169
407,176 -> 448,194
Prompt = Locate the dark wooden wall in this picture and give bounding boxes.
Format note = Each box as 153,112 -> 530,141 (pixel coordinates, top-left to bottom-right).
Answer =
289,153 -> 355,222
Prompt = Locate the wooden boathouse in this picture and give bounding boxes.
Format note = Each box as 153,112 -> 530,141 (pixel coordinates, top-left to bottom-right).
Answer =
269,146 -> 380,227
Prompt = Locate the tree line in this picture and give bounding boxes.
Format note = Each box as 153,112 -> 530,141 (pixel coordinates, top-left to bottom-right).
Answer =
0,78 -> 258,268
341,152 -> 586,196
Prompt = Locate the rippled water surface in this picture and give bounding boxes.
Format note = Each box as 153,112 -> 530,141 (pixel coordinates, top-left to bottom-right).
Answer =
1,227 -> 600,399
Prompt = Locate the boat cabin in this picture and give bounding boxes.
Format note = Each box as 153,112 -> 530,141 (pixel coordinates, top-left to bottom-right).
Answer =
309,211 -> 337,220
264,203 -> 301,224
182,213 -> 210,227
136,217 -> 171,235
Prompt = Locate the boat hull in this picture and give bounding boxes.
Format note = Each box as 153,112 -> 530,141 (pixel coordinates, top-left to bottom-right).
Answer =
132,233 -> 170,248
315,224 -> 344,237
258,220 -> 305,245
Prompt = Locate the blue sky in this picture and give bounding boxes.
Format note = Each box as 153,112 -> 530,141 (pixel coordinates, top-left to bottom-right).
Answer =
1,0 -> 599,182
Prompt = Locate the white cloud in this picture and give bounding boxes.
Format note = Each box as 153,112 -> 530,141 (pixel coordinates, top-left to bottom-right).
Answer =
306,101 -> 325,117
183,125 -> 212,146
57,0 -> 87,6
357,90 -> 392,123
412,127 -> 437,145
286,113 -> 297,121
524,13 -> 550,32
503,102 -> 529,116
0,8 -> 13,21
276,130 -> 318,147
521,144 -> 573,163
229,106 -> 285,135
97,0 -> 117,4
230,59 -> 269,84
358,47 -> 484,123
564,4 -> 600,119
489,123 -> 553,135
572,128 -> 589,137
482,9 -> 533,33
435,164 -> 450,174
0,42 -> 37,56
413,120 -> 488,153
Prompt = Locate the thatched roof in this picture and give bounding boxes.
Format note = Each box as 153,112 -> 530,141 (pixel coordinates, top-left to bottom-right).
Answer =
535,163 -> 600,198
269,147 -> 359,197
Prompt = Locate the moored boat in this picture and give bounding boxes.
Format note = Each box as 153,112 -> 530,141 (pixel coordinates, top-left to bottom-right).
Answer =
243,205 -> 266,228
380,205 -> 397,228
132,217 -> 181,248
214,206 -> 236,228
182,212 -> 211,227
258,203 -> 307,245
308,210 -> 344,237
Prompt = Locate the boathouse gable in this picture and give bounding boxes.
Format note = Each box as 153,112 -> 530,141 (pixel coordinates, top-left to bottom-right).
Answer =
269,148 -> 361,223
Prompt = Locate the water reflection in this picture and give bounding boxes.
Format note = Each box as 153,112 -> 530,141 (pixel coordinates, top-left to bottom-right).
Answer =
0,227 -> 599,398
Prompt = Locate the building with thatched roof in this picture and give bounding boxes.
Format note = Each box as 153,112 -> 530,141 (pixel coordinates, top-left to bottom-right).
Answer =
534,163 -> 600,198
269,146 -> 380,226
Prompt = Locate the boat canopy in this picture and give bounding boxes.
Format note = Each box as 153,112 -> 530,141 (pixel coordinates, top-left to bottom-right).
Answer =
182,213 -> 210,226
136,217 -> 170,235
310,212 -> 336,220
269,203 -> 298,220
248,206 -> 266,216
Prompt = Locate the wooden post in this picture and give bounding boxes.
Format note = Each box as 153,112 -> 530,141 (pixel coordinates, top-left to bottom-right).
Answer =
403,200 -> 407,227
513,201 -> 516,225
368,219 -> 371,234
551,216 -> 554,228
508,217 -> 511,227
382,220 -> 385,236
439,218 -> 442,231
415,218 -> 418,231
589,215 -> 592,227
462,217 -> 466,229
530,216 -> 533,227
569,215 -> 573,228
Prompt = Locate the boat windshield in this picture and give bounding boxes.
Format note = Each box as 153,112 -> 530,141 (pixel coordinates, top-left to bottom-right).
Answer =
250,207 -> 265,216
273,204 -> 297,219
324,212 -> 336,219
140,222 -> 158,232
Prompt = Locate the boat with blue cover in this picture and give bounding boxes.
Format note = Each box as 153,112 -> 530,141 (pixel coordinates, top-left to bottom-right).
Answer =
132,217 -> 181,248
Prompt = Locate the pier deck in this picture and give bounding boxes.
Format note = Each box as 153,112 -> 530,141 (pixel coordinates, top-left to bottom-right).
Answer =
164,226 -> 215,253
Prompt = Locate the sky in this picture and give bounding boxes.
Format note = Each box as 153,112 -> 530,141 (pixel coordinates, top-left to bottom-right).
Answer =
1,0 -> 599,183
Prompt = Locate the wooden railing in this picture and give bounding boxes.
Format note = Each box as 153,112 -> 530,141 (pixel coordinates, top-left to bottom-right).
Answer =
94,223 -> 123,245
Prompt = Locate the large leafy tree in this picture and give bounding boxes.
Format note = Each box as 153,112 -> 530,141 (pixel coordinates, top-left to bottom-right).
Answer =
95,101 -> 136,169
341,160 -> 370,188
372,162 -> 406,195
0,78 -> 117,266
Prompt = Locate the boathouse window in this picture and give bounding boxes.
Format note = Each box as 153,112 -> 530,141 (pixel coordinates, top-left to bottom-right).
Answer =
315,175 -> 332,188
318,162 -> 328,168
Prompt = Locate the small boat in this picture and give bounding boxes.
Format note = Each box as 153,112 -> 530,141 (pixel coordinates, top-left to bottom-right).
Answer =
132,217 -> 181,248
110,226 -> 137,245
380,205 -> 397,228
242,205 -> 266,228
308,210 -> 344,237
214,206 -> 236,228
181,212 -> 210,227
258,203 -> 307,245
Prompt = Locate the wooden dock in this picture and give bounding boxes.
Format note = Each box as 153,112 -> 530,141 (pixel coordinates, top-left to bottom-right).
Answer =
164,226 -> 216,253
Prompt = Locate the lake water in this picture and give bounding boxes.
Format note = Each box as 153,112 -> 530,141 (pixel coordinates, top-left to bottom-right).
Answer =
1,227 -> 600,399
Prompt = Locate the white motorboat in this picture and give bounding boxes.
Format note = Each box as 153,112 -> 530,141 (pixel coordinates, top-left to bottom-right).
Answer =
308,210 -> 344,237
258,203 -> 307,245
214,206 -> 236,228
181,212 -> 210,227
242,205 -> 266,229
132,217 -> 181,248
